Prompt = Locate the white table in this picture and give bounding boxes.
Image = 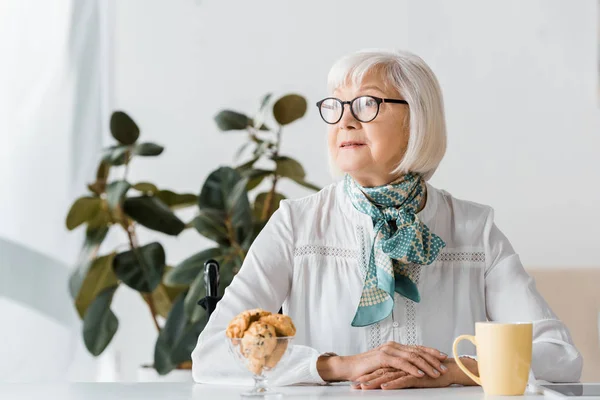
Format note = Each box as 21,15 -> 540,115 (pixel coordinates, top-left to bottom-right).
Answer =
0,383 -> 546,399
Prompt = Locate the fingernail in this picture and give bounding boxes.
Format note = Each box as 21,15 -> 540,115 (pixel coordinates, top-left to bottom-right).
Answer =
381,383 -> 388,388
418,370 -> 424,375
363,381 -> 371,386
440,364 -> 448,371
434,369 -> 440,376
440,352 -> 448,357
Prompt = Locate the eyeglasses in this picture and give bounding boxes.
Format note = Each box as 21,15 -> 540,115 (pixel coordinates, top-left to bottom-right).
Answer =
316,96 -> 408,124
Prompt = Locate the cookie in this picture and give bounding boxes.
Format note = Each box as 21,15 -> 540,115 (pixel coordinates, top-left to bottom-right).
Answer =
265,341 -> 288,369
259,314 -> 296,337
226,315 -> 250,339
243,308 -> 272,322
226,309 -> 272,338
241,322 -> 277,359
246,356 -> 266,375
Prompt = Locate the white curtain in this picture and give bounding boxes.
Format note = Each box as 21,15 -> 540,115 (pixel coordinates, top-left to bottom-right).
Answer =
0,0 -> 114,381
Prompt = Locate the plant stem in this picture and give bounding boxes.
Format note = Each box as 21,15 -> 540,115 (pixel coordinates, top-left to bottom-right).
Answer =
125,223 -> 161,332
260,126 -> 282,221
275,126 -> 282,155
143,293 -> 161,331
261,175 -> 278,221
225,218 -> 246,259
116,165 -> 161,333
123,150 -> 132,180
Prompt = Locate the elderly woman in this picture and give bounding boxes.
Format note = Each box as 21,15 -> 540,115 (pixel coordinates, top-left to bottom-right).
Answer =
192,49 -> 582,390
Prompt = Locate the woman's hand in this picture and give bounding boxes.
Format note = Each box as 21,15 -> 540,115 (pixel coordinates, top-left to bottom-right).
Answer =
350,357 -> 480,390
316,341 -> 448,382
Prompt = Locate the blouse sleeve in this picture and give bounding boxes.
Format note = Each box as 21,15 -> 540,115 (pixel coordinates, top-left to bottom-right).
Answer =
483,209 -> 583,383
191,201 -> 326,386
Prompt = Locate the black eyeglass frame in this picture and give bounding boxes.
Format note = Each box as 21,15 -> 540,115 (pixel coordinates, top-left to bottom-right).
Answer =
315,96 -> 408,124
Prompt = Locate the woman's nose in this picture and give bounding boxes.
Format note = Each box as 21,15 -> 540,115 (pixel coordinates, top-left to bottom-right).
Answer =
338,104 -> 360,130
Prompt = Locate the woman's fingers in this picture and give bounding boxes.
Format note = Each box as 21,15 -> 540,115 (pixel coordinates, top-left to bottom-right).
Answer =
351,367 -> 397,387
380,342 -> 447,360
410,348 -> 448,375
381,347 -> 440,378
360,370 -> 408,390
414,344 -> 448,361
380,375 -> 418,390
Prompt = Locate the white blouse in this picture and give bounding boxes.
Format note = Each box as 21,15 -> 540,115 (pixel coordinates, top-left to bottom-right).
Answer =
191,181 -> 583,385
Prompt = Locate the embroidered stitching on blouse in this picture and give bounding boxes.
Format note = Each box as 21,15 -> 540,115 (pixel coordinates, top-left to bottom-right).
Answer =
356,225 -> 383,350
436,251 -> 485,263
293,245 -> 359,259
369,321 -> 382,350
404,263 -> 421,346
356,226 -> 368,280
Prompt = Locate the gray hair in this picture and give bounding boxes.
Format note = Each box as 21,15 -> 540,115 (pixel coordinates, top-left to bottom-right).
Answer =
327,49 -> 447,181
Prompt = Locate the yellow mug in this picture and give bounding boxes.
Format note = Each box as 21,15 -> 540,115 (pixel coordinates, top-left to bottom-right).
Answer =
453,322 -> 533,396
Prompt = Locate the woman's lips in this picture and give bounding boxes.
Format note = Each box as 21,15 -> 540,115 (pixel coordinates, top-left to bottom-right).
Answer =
340,141 -> 366,148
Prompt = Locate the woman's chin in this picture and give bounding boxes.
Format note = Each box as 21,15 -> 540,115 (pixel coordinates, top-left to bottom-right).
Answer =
335,157 -> 371,173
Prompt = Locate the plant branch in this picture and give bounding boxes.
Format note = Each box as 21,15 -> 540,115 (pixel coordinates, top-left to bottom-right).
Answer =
143,293 -> 161,331
261,175 -> 278,221
118,203 -> 161,333
225,218 -> 246,259
275,126 -> 282,156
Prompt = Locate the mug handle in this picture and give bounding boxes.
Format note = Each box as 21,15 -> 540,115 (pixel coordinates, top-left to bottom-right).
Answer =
452,335 -> 482,386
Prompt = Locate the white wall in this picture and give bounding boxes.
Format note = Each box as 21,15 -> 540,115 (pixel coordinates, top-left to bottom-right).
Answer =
106,0 -> 600,380
0,0 -> 112,382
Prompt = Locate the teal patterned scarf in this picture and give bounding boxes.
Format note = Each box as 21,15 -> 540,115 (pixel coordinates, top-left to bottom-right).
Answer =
344,173 -> 445,327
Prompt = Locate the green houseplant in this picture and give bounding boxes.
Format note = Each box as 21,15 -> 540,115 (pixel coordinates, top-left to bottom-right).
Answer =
66,93 -> 319,376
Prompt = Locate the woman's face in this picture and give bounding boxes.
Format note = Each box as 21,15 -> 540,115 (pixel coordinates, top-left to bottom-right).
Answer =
327,70 -> 410,187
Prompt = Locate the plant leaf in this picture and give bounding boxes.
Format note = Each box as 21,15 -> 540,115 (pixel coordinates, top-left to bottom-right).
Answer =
193,209 -> 229,244
151,283 -> 172,319
69,227 -> 110,298
152,267 -> 189,319
290,178 -> 321,192
110,111 -> 140,145
252,93 -> 273,131
259,93 -> 272,111
184,272 -> 207,322
74,253 -> 118,319
214,110 -> 251,131
244,169 -> 273,191
253,192 -> 286,221
169,317 -> 208,367
106,180 -> 131,210
86,201 -> 112,229
66,197 -> 103,230
253,140 -> 271,158
103,145 -> 130,166
242,221 -> 265,251
154,294 -> 209,374
236,157 -> 259,173
123,196 -> 185,236
234,142 -> 252,161
273,94 -> 307,125
217,251 -> 238,294
134,142 -> 164,156
165,247 -> 224,286
88,161 -> 111,195
83,285 -> 119,356
199,167 -> 252,242
154,190 -> 198,210
199,167 -> 242,210
274,156 -> 306,180
113,242 -> 166,293
133,182 -> 158,194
